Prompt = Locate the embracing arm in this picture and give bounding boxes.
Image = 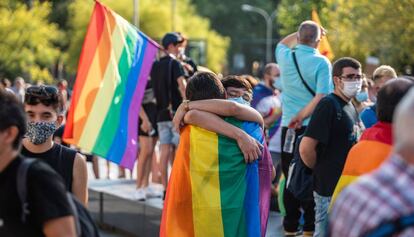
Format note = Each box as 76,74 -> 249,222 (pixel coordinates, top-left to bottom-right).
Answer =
187,99 -> 264,126
184,110 -> 262,163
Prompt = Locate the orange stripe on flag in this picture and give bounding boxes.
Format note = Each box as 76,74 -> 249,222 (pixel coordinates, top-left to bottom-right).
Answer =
342,140 -> 392,176
160,126 -> 195,237
312,9 -> 335,60
72,8 -> 117,145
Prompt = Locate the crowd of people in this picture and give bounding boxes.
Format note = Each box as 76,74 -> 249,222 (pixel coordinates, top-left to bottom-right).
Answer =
1,20 -> 414,237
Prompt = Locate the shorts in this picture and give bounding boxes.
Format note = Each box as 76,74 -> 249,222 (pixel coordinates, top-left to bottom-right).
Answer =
139,103 -> 158,137
157,121 -> 179,146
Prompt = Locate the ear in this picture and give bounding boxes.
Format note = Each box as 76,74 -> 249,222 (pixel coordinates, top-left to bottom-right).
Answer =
3,126 -> 19,147
56,114 -> 64,127
333,76 -> 342,87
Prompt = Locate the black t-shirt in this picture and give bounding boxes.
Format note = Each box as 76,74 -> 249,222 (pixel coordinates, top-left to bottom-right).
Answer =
53,125 -> 69,147
151,56 -> 185,122
21,143 -> 76,192
304,93 -> 361,196
0,156 -> 73,237
182,58 -> 198,78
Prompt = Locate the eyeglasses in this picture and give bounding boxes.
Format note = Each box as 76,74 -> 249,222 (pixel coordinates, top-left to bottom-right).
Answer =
25,86 -> 59,106
339,74 -> 363,81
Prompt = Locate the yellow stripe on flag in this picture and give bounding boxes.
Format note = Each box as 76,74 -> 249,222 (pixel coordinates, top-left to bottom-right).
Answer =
190,127 -> 224,237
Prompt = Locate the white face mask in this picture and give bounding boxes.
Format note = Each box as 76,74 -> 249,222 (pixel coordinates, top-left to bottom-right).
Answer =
341,80 -> 362,98
178,47 -> 185,56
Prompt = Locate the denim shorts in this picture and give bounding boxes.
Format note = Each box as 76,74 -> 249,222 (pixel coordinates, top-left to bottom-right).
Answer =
157,121 -> 180,146
313,192 -> 332,237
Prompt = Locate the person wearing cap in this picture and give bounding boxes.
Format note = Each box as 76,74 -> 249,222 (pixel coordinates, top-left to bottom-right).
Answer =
151,32 -> 186,196
176,32 -> 198,78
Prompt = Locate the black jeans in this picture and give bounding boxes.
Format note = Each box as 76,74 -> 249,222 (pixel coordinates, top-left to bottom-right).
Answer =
281,126 -> 315,233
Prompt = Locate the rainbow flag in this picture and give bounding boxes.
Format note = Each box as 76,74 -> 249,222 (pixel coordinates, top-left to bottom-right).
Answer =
63,1 -> 158,169
312,9 -> 335,60
331,122 -> 393,205
161,118 -> 272,237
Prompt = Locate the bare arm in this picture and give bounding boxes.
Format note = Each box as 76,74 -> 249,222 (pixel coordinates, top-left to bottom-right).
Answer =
184,110 -> 262,163
289,94 -> 325,129
187,99 -> 264,126
299,136 -> 318,169
177,76 -> 187,100
72,153 -> 88,206
43,216 -> 77,237
139,106 -> 152,133
279,32 -> 298,48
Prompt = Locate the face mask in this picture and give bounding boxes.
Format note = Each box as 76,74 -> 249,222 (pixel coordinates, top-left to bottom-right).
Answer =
341,80 -> 362,98
272,77 -> 282,91
228,96 -> 250,106
355,91 -> 368,102
178,47 -> 185,56
26,121 -> 57,145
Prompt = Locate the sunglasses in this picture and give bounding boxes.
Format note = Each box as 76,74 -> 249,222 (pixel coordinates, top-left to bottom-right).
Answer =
25,86 -> 59,106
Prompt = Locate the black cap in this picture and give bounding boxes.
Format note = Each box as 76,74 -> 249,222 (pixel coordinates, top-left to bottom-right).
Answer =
161,32 -> 184,49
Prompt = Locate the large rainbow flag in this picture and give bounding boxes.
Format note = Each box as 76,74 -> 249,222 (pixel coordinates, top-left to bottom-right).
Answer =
331,122 -> 393,205
161,118 -> 272,237
63,2 -> 158,169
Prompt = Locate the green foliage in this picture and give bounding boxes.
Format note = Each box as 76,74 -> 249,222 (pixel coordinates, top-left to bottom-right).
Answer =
326,0 -> 414,72
0,1 -> 61,83
277,0 -> 414,73
277,0 -> 327,36
65,0 -> 229,73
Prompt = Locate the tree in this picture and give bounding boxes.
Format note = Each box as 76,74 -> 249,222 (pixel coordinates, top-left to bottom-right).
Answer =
325,0 -> 414,73
191,0 -> 279,74
277,0 -> 414,74
65,0 -> 229,74
0,1 -> 62,83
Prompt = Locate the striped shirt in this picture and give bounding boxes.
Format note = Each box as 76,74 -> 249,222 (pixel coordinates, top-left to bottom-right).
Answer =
328,154 -> 414,237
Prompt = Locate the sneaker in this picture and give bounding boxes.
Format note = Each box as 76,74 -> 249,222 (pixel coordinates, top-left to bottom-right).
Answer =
145,186 -> 163,198
134,188 -> 146,201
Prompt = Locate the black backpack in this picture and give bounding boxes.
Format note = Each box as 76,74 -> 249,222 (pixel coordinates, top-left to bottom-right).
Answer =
286,94 -> 343,200
17,158 -> 100,237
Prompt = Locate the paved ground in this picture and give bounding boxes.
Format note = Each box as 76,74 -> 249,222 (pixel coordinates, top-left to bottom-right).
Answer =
88,159 -> 285,237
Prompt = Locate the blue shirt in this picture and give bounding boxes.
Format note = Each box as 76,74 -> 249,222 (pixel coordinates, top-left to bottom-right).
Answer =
276,43 -> 333,127
360,104 -> 377,129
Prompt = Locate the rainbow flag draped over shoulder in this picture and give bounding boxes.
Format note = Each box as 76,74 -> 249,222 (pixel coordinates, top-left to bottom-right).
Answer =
312,9 -> 334,60
161,118 -> 271,237
331,122 -> 393,205
63,2 -> 158,169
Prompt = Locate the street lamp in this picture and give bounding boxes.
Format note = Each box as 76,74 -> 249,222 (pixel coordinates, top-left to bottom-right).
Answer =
133,0 -> 139,27
241,4 -> 277,63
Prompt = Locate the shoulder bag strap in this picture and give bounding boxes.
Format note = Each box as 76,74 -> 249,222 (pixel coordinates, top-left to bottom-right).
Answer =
17,158 -> 37,223
292,50 -> 316,97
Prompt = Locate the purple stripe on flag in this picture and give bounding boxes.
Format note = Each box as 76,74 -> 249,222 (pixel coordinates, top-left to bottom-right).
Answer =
120,41 -> 157,168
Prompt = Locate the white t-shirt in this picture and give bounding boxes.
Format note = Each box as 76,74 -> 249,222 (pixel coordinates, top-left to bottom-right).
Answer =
256,94 -> 282,153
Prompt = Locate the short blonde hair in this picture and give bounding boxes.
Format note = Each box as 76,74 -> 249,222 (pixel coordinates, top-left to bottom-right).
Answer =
373,65 -> 397,81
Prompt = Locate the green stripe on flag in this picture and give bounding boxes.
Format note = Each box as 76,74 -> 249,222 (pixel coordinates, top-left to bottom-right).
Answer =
218,117 -> 248,237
